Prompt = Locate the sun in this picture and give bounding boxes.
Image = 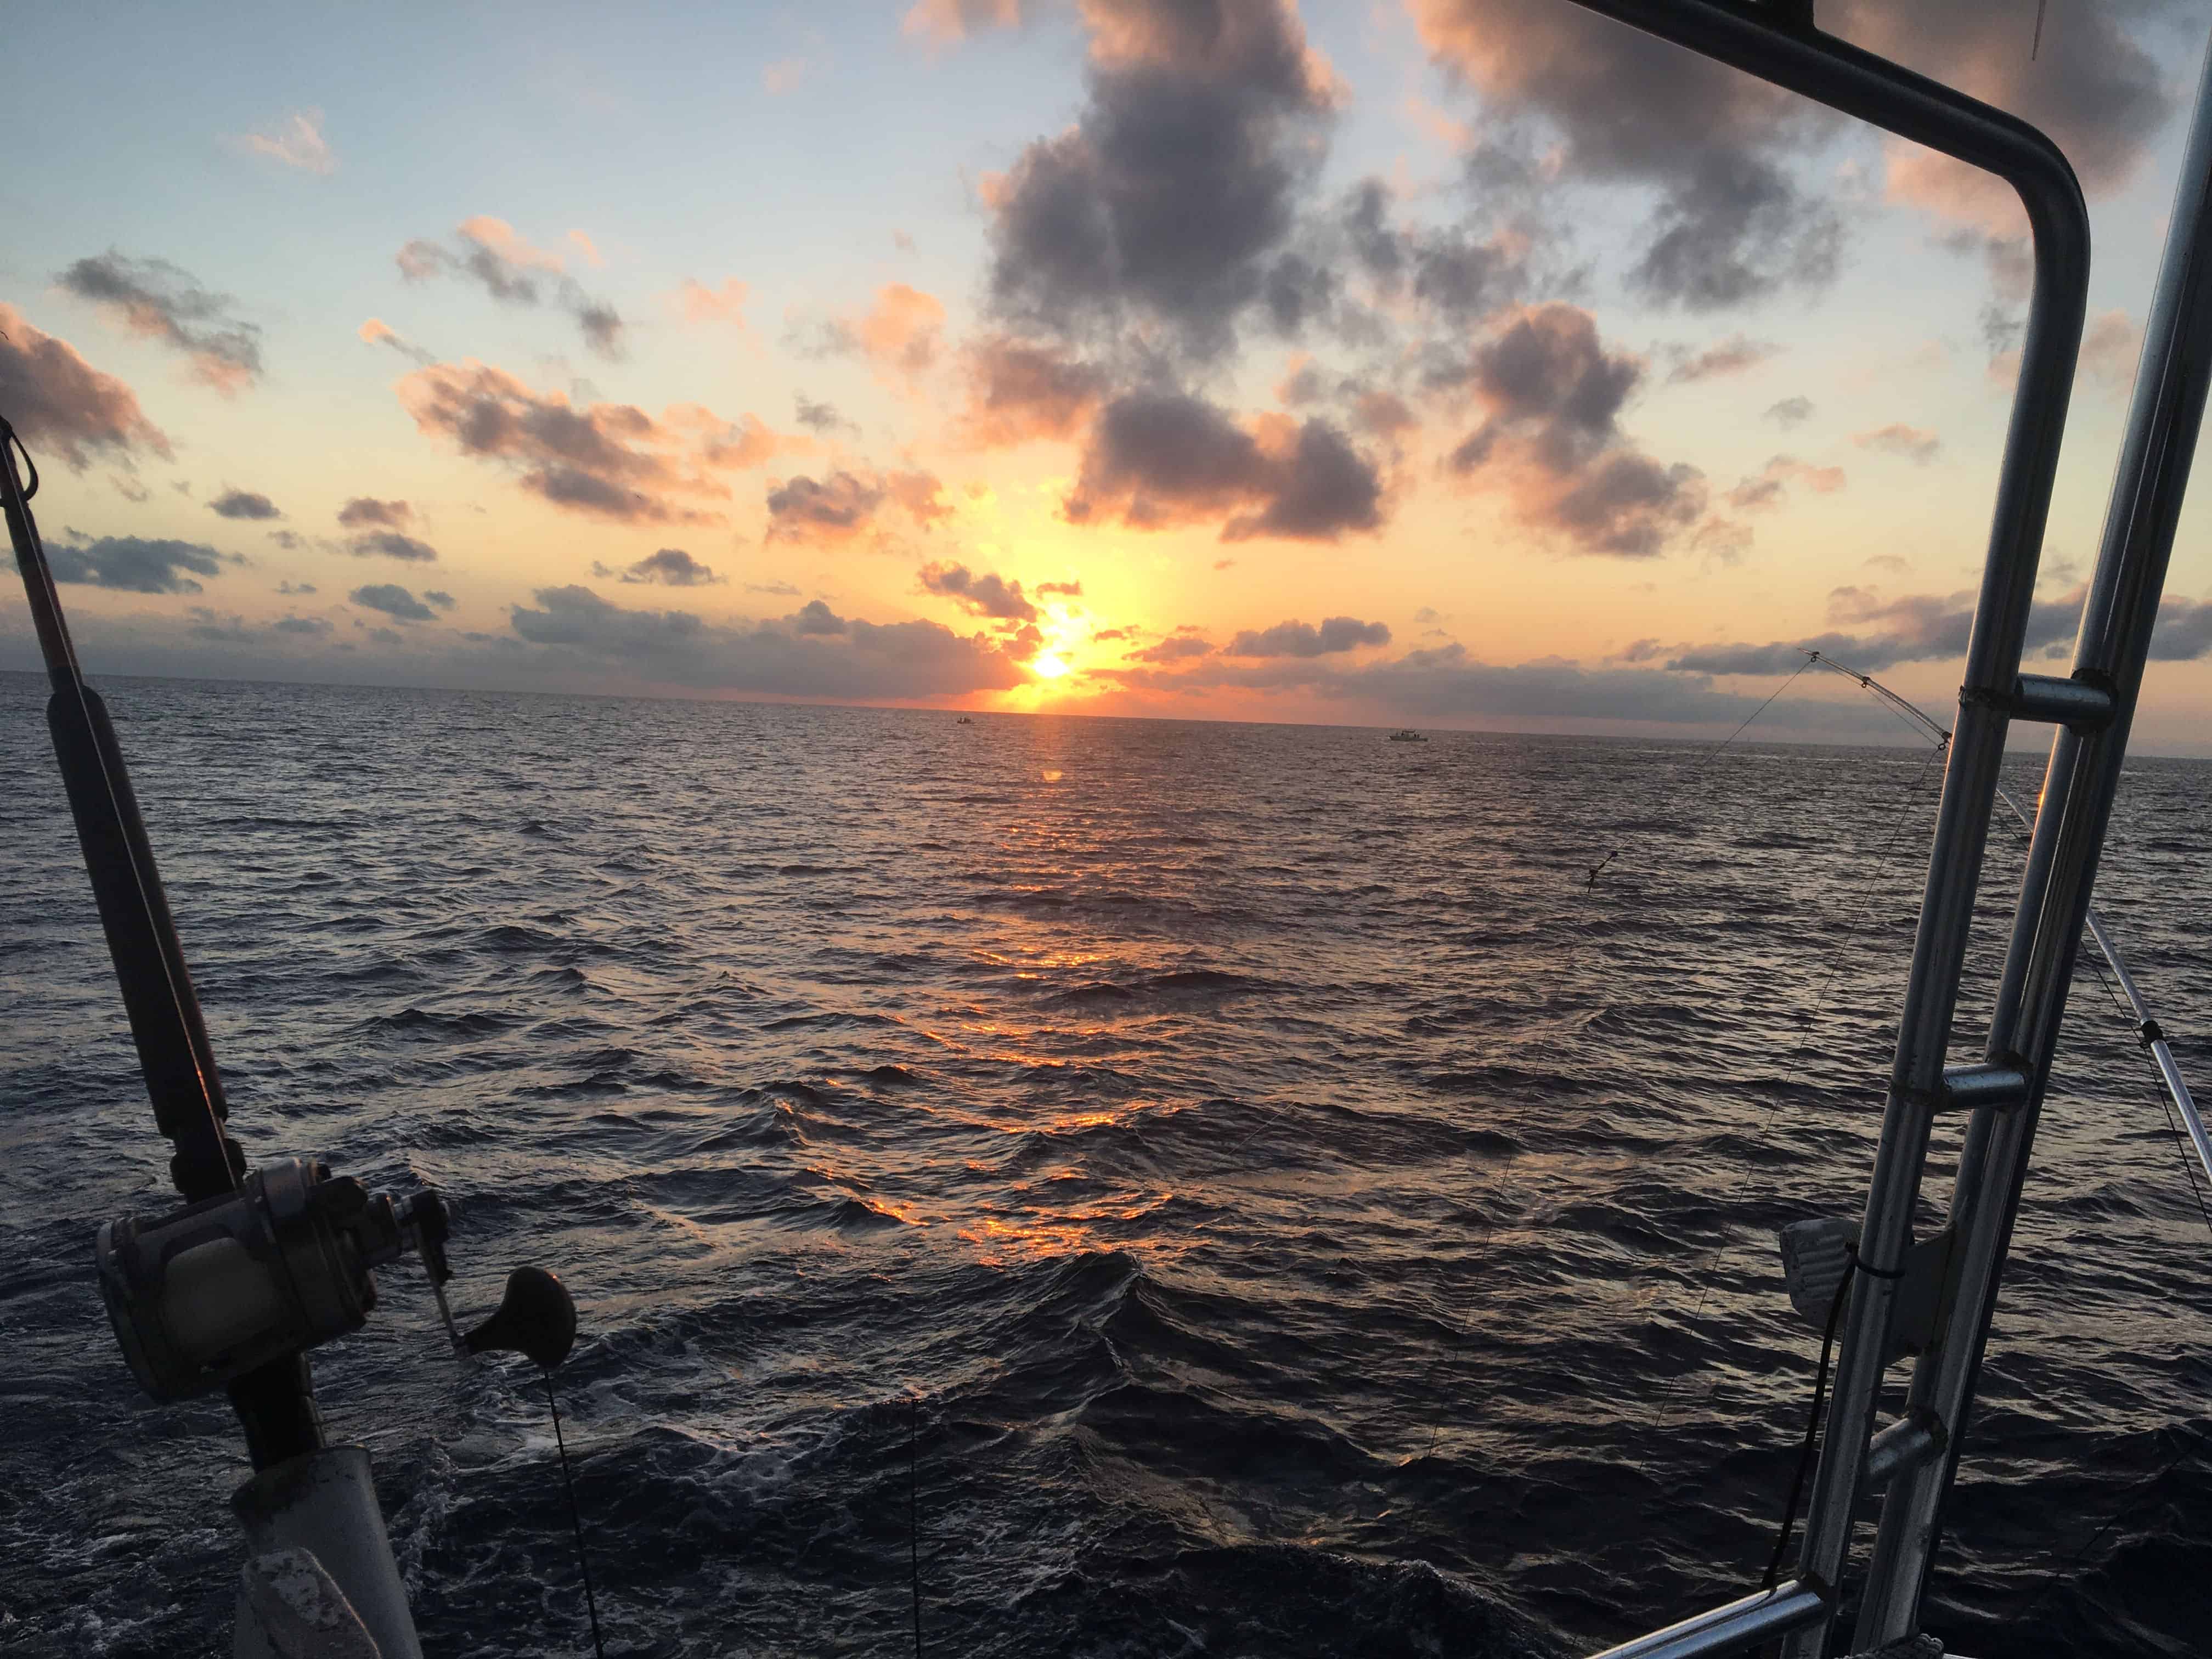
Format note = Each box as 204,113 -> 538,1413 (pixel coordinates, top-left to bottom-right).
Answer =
1029,652 -> 1070,679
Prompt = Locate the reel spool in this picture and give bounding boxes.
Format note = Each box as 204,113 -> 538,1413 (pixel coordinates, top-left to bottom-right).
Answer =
95,1158 -> 450,1403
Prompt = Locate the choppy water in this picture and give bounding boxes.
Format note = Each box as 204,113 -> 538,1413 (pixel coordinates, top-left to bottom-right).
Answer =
0,672 -> 2207,1658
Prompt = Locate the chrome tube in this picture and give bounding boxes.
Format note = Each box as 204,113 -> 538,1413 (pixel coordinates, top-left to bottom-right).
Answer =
1587,1581 -> 1827,1659
1541,13 -> 2090,1656
1856,26 -> 2212,1647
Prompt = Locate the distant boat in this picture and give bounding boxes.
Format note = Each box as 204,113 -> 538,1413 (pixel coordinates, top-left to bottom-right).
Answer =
956,716 -> 973,725
1387,729 -> 1426,743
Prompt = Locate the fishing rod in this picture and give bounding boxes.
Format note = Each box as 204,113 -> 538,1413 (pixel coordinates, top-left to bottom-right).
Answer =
3,416 -> 592,1655
1803,647 -> 2212,1203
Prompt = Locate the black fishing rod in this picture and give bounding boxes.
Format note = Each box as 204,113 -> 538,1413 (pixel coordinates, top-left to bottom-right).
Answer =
1,416 -> 324,1464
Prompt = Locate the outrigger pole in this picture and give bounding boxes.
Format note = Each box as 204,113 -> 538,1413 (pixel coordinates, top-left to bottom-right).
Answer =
0,418 -> 323,1466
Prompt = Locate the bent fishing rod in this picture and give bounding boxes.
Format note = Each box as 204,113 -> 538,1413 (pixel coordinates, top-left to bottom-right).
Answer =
2,415 -> 595,1656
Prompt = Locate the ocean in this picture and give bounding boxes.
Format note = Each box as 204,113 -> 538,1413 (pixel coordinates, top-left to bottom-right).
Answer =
0,672 -> 2206,1657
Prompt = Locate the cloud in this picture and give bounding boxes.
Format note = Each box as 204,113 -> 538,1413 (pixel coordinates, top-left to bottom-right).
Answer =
1725,454 -> 1846,512
347,531 -> 438,562
792,597 -> 846,635
57,252 -> 263,392
903,0 -> 1029,44
1665,583 -> 2086,675
2151,594 -> 2212,661
2078,308 -> 2143,394
423,590 -> 457,611
1414,0 -> 1841,309
232,109 -> 335,174
1226,615 -> 1391,657
1037,579 -> 1082,597
765,470 -> 887,541
47,534 -> 225,594
1765,395 -> 1815,429
0,302 -> 171,470
762,55 -> 812,94
1128,633 -> 1215,663
1064,389 -> 1382,542
278,580 -> 318,595
506,584 -> 1026,698
678,278 -> 752,332
350,583 -> 437,623
983,0 -> 1341,358
1835,0 -> 2179,235
1667,336 -> 1780,383
1446,303 -> 1706,557
1854,423 -> 1941,465
398,359 -> 789,524
747,579 -> 802,596
955,336 -> 1106,447
398,217 -> 625,358
619,547 -> 721,586
815,284 -> 946,384
359,318 -> 434,365
338,497 -> 411,528
209,487 -> 281,520
794,393 -> 856,434
274,614 -> 331,636
918,560 -> 1037,622
568,230 -> 605,268
885,470 -> 952,526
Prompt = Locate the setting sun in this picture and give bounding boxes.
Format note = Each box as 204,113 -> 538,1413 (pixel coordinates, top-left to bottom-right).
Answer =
1029,653 -> 1070,680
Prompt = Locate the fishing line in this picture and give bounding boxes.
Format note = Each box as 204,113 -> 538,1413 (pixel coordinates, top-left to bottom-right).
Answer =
909,1394 -> 926,1659
546,1375 -> 607,1659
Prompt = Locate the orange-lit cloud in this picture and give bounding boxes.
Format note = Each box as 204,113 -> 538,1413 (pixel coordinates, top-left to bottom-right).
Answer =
0,302 -> 172,470
398,360 -> 790,524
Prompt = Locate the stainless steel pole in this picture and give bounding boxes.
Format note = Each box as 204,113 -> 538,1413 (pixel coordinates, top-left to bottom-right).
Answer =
1855,27 -> 2212,1646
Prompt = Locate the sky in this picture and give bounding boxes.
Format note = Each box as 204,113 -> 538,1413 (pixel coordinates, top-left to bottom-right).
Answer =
7,0 -> 2212,750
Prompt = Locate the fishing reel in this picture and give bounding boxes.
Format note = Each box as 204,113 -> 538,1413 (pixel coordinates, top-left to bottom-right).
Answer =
95,1157 -> 457,1403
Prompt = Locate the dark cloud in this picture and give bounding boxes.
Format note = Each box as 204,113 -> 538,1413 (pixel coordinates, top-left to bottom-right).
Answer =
765,471 -> 887,541
1448,304 -> 1706,557
1414,1 -> 1842,311
422,590 -> 457,611
1065,390 -> 1383,542
347,531 -> 439,562
358,319 -> 435,364
1666,584 -> 2085,676
398,217 -> 625,359
1128,633 -> 1215,663
919,561 -> 1038,623
620,547 -> 721,586
274,615 -> 331,636
1036,579 -> 1082,597
792,598 -> 847,635
399,360 -> 782,523
2151,594 -> 2212,661
0,303 -> 172,470
209,487 -> 281,520
984,0 -> 1340,358
1854,423 -> 1941,465
1765,395 -> 1815,429
1667,336 -> 1780,383
350,583 -> 437,623
55,252 -> 264,391
955,336 -> 1107,447
1227,616 -> 1391,657
505,584 -> 1025,697
278,580 -> 318,595
47,534 -> 225,594
747,579 -> 802,596
794,393 -> 856,434
338,497 -> 411,528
